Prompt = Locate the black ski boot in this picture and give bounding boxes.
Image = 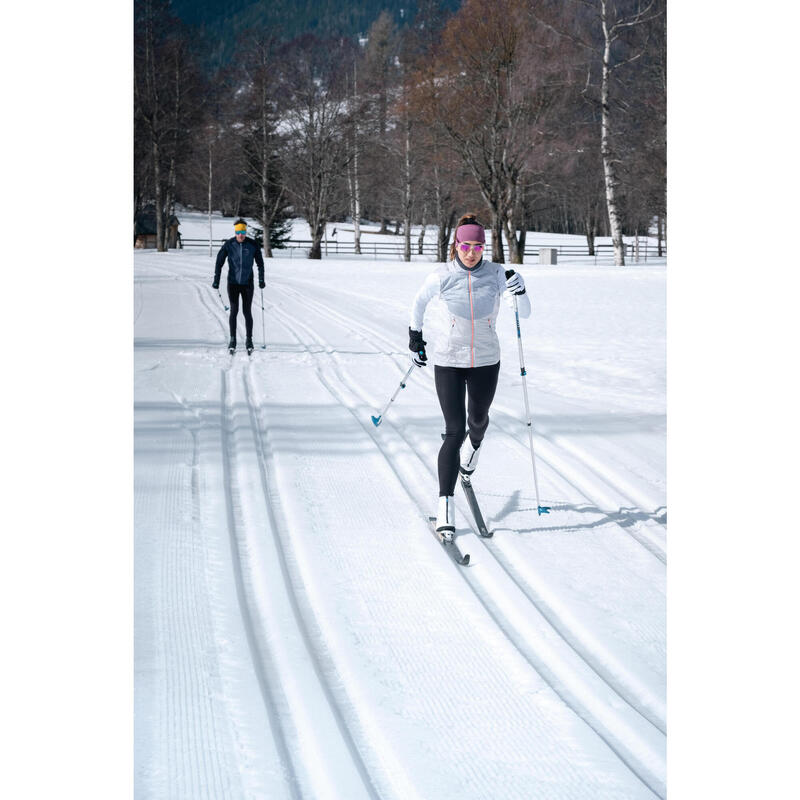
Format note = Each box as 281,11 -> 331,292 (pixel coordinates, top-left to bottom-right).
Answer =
246,337 -> 254,355
228,337 -> 236,354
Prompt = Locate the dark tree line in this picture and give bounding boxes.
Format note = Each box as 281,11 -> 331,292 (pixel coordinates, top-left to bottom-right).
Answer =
134,0 -> 665,262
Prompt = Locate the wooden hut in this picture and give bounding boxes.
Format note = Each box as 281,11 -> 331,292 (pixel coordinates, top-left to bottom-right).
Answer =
134,205 -> 181,249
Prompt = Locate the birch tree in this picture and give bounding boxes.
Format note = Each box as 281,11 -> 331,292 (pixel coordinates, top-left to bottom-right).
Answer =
536,0 -> 664,265
345,58 -> 365,254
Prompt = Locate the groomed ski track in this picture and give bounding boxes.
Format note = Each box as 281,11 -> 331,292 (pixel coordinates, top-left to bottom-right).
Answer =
135,251 -> 666,799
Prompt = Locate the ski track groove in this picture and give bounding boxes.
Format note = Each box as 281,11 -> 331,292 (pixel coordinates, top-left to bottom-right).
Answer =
159,420 -> 233,798
219,371 -> 302,800
238,365 -> 383,800
262,301 -> 635,799
272,278 -> 666,563
269,280 -> 666,723
194,283 -> 230,339
265,290 -> 664,798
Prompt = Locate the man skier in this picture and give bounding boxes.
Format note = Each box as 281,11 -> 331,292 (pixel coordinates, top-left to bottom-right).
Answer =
212,219 -> 265,354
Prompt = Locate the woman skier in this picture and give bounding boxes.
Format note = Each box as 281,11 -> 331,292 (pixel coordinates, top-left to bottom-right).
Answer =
408,213 -> 530,541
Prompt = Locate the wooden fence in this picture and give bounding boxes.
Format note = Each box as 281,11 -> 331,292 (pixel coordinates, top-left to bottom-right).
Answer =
179,238 -> 665,262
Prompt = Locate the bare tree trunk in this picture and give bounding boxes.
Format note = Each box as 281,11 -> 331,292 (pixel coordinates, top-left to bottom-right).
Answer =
309,219 -> 325,259
161,155 -> 177,250
491,214 -> 505,263
438,226 -> 449,262
346,164 -> 359,253
403,115 -> 412,262
657,211 -> 663,256
601,0 -> 626,266
260,171 -> 273,259
434,162 -> 447,262
502,218 -> 522,263
165,158 -> 176,219
261,132 -> 272,259
260,201 -> 272,258
351,61 -> 362,254
352,161 -> 362,254
417,210 -> 426,255
208,141 -> 213,258
435,182 -> 444,261
502,202 -> 523,264
153,141 -> 165,252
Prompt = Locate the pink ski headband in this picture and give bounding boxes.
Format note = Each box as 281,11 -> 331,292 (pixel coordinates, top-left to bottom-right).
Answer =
455,223 -> 485,243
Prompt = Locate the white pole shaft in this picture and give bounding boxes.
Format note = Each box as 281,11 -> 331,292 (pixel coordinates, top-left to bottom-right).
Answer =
376,364 -> 416,420
513,295 -> 544,510
260,287 -> 266,347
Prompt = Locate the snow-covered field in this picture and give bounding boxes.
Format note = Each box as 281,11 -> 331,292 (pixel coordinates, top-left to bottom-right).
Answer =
134,222 -> 666,799
175,209 -> 663,262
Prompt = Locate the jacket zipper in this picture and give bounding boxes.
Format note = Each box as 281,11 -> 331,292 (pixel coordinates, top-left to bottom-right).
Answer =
468,271 -> 475,367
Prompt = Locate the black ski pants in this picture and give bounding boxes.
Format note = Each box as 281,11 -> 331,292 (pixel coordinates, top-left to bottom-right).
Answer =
434,361 -> 500,496
227,282 -> 254,340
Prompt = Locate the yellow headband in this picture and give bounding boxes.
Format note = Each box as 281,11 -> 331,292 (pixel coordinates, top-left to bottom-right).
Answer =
234,223 -> 247,232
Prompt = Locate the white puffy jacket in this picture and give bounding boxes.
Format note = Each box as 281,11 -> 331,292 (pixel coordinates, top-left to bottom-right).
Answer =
409,258 -> 531,368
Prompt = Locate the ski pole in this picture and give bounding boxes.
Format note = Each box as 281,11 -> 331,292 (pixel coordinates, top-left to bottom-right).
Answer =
260,286 -> 267,349
506,270 -> 550,515
371,362 -> 419,426
216,287 -> 229,311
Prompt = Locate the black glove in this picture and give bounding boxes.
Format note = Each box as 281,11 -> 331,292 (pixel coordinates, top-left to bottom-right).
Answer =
212,280 -> 219,289
259,280 -> 265,289
409,328 -> 427,367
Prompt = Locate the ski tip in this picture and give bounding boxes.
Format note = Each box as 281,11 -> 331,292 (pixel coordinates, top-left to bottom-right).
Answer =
538,506 -> 551,515
460,554 -> 471,566
371,415 -> 382,427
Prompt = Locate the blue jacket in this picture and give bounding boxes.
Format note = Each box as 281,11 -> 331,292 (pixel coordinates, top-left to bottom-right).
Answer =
214,237 -> 265,286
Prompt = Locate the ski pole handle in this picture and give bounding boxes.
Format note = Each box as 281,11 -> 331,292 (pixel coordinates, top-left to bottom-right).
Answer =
505,270 -> 526,374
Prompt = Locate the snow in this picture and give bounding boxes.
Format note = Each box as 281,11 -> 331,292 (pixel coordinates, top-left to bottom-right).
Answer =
134,223 -> 666,799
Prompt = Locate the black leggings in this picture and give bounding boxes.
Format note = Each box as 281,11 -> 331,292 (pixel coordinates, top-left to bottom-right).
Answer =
227,283 -> 254,339
434,362 -> 500,496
